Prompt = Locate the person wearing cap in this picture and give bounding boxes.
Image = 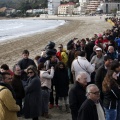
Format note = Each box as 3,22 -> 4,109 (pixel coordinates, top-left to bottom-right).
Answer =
95,55 -> 113,101
90,47 -> 104,72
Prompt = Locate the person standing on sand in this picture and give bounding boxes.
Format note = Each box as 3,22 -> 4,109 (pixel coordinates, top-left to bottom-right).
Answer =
0,72 -> 20,120
23,65 -> 41,120
69,72 -> 87,120
11,64 -> 25,117
77,84 -> 105,120
18,50 -> 37,83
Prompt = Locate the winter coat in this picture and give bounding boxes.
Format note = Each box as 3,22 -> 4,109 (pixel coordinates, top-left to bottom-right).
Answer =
71,56 -> 95,82
85,41 -> 95,61
69,81 -> 86,120
103,78 -> 120,109
40,68 -> 54,89
77,99 -> 104,120
95,65 -> 107,92
0,83 -> 20,120
12,74 -> 25,99
54,68 -> 69,97
23,75 -> 41,118
56,51 -> 68,65
90,55 -> 104,71
95,65 -> 107,101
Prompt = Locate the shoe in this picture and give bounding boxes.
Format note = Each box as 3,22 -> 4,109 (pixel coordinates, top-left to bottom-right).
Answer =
49,104 -> 54,109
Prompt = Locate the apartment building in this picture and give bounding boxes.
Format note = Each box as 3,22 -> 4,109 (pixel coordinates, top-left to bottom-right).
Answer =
58,2 -> 75,15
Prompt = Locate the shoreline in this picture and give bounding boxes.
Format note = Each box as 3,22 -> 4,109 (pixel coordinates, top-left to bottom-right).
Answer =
0,16 -> 112,69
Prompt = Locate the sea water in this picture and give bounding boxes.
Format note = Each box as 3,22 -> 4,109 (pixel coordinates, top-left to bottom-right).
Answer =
0,19 -> 65,42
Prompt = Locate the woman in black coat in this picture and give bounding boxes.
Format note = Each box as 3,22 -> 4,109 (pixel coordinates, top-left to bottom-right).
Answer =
23,65 -> 41,120
54,62 -> 69,111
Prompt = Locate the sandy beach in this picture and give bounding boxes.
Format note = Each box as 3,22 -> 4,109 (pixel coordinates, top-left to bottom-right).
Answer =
0,15 -> 112,69
0,15 -> 112,120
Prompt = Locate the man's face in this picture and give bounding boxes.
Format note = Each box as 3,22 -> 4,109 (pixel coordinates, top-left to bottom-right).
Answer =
14,66 -> 21,76
88,86 -> 100,102
78,74 -> 87,87
4,75 -> 12,85
108,47 -> 114,53
96,50 -> 102,56
105,59 -> 113,67
23,53 -> 29,59
50,55 -> 57,62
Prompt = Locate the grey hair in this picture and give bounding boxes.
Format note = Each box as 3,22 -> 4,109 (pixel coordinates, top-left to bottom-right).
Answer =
108,46 -> 114,51
76,72 -> 87,81
86,84 -> 98,93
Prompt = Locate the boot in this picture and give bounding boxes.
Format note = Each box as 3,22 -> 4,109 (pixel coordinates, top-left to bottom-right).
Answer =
65,104 -> 70,113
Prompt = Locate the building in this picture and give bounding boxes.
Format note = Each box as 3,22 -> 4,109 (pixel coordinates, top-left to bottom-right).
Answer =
48,0 -> 60,15
78,0 -> 120,14
58,2 -> 75,15
97,1 -> 120,14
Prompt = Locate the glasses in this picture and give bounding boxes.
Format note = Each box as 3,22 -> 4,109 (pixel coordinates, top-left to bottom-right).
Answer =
27,72 -> 33,74
89,91 -> 100,95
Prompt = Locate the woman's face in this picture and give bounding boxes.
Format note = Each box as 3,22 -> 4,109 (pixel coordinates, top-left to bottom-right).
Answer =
27,70 -> 34,77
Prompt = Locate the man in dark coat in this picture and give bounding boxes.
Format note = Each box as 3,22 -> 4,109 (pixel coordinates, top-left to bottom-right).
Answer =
69,72 -> 87,120
77,84 -> 105,120
11,64 -> 25,117
18,50 -> 37,82
85,37 -> 95,61
95,55 -> 113,101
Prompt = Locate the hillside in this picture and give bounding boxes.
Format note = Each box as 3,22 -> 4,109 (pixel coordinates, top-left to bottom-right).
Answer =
0,0 -> 47,9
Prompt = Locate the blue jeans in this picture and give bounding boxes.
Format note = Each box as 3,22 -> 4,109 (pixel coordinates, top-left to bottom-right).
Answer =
41,89 -> 50,113
116,100 -> 120,120
104,108 -> 117,120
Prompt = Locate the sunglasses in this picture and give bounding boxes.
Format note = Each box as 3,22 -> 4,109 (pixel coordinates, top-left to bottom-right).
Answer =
27,72 -> 33,74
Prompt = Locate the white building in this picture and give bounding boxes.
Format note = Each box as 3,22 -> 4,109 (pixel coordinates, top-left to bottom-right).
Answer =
58,2 -> 75,15
97,2 -> 120,13
48,0 -> 60,15
78,0 -> 120,14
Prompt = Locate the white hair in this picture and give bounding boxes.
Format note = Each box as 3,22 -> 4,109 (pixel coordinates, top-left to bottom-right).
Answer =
86,84 -> 98,93
108,46 -> 114,51
76,72 -> 87,81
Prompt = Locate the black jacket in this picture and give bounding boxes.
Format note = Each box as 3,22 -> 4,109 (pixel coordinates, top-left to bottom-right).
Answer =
69,82 -> 86,120
54,68 -> 69,97
95,65 -> 107,91
103,79 -> 120,109
18,58 -> 37,81
77,99 -> 103,120
12,74 -> 25,99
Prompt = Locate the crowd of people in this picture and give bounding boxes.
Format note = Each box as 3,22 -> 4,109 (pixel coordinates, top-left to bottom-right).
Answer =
0,17 -> 120,120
